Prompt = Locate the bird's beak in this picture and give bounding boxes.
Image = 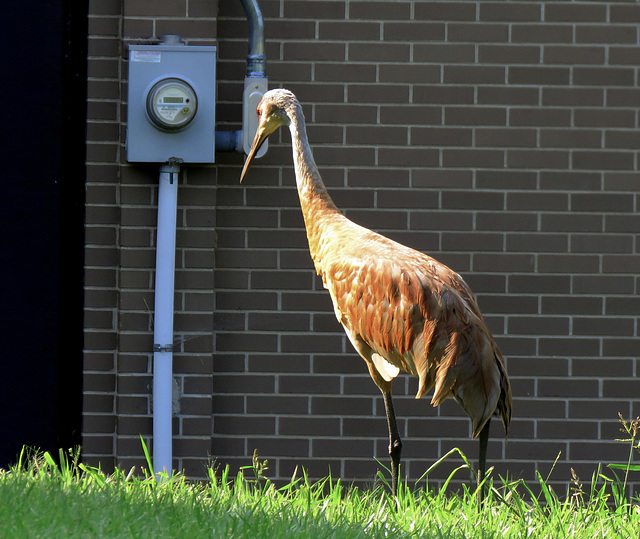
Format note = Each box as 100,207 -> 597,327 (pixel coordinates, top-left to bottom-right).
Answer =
240,120 -> 277,183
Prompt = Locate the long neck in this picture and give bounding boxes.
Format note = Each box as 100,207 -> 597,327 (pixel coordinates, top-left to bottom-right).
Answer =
287,105 -> 343,260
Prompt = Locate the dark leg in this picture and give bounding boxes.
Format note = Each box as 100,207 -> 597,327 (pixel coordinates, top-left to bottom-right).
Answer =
477,418 -> 491,505
382,391 -> 402,497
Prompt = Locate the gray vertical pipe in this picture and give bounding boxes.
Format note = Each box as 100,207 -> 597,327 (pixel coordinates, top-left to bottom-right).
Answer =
215,0 -> 267,152
239,0 -> 266,77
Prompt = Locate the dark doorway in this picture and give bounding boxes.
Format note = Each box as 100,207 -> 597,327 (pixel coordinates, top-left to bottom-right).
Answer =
0,0 -> 86,467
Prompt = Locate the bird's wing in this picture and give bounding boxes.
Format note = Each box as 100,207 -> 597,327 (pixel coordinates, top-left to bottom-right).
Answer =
322,242 -> 453,380
321,234 -> 511,436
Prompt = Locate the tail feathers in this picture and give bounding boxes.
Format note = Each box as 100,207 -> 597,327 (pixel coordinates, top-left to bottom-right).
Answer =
429,330 -> 512,440
472,349 -> 512,439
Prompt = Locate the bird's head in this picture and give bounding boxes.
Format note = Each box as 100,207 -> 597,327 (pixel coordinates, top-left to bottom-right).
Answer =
240,88 -> 298,183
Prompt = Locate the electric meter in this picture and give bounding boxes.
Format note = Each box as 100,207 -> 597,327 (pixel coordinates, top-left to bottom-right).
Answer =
127,43 -> 216,163
146,78 -> 198,131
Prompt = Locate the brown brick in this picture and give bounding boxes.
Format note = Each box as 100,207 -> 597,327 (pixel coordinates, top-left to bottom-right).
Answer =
538,420 -> 598,440
574,109 -> 635,128
508,316 -> 569,336
539,337 -> 601,357
545,46 -> 606,65
575,67 -> 635,87
443,149 -> 504,169
542,87 -> 604,107
571,234 -> 633,254
602,340 -> 640,359
507,192 -> 569,213
510,107 -> 571,127
211,436 -> 245,457
281,334 -> 344,354
155,19 -> 216,39
479,44 -> 541,64
346,125 -> 408,146
574,317 -> 634,337
379,64 -> 440,84
574,275 -> 634,295
572,193 -> 634,212
572,358 -> 633,378
349,1 -> 409,20
511,23 -> 573,43
542,296 -> 603,316
415,2 -> 476,21
124,0 -> 185,17
182,417 -> 212,437
318,21 -> 379,41
464,273 -> 507,294
540,129 -> 602,149
539,378 -> 600,398
506,440 -> 566,461
412,211 -> 472,232
576,25 -> 637,45
449,23 -> 509,43
541,213 -> 603,232
546,3 -> 606,22
476,170 -> 537,190
378,147 -> 439,167
312,438 -> 373,458
283,42 -> 345,62
246,395 -> 309,415
248,354 -> 310,374
604,130 -> 640,150
538,254 -> 600,274
506,233 -> 568,253
311,396 -> 373,416
315,63 -> 376,83
442,232 -> 503,252
476,294 -> 538,314
214,416 -> 275,435
417,45 -> 473,67
444,65 -> 506,84
478,86 -> 539,106
476,128 -> 537,148
603,253 -> 640,274
610,4 -> 640,23
280,417 -> 341,437
540,171 -> 602,191
441,190 -> 504,211
414,85 -> 474,106
248,437 -> 309,458
509,275 -> 571,294
509,66 -> 570,85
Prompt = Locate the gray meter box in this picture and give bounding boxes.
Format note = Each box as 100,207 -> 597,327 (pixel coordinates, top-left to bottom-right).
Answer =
127,44 -> 216,163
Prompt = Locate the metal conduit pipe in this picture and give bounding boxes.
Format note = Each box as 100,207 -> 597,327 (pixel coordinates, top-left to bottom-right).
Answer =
216,0 -> 267,153
153,161 -> 180,478
239,0 -> 266,77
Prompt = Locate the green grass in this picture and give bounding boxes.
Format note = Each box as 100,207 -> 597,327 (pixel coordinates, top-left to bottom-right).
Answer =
1,421 -> 639,538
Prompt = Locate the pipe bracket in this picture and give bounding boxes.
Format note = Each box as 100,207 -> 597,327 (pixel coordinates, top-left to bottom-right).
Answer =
153,344 -> 175,352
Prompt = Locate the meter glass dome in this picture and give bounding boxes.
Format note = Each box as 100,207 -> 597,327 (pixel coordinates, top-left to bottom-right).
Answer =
146,78 -> 198,131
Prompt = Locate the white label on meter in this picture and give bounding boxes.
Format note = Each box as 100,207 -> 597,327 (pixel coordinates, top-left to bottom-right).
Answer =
146,77 -> 198,131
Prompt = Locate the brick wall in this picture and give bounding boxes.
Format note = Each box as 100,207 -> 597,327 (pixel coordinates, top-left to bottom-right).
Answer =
85,0 -> 640,491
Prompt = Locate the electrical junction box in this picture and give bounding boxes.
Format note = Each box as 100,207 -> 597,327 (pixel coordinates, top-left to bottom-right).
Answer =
127,43 -> 216,163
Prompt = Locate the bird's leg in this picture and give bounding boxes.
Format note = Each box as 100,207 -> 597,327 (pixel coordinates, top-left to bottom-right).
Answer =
477,418 -> 491,505
382,391 -> 402,497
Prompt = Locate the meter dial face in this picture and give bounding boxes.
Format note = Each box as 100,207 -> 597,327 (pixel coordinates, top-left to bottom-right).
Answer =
146,78 -> 198,131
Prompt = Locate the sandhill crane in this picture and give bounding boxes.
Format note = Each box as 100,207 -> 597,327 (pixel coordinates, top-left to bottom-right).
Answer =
240,89 -> 512,498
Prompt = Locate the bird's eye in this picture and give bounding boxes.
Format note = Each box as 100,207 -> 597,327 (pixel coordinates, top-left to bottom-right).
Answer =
256,107 -> 262,118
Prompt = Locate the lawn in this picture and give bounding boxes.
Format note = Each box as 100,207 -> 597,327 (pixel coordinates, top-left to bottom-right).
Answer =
1,420 -> 639,538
